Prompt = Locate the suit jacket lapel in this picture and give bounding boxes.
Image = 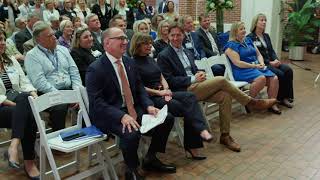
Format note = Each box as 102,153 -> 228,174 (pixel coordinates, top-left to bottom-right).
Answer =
101,55 -> 121,93
200,28 -> 210,45
183,49 -> 197,74
168,46 -> 187,76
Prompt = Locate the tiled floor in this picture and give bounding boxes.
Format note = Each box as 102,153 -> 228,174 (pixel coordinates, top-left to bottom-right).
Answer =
1,52 -> 320,179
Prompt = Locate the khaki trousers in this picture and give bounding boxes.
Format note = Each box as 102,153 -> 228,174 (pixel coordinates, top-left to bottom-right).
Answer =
188,77 -> 252,133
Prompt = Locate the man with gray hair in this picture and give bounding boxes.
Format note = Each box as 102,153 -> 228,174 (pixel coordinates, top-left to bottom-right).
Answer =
86,13 -> 104,53
15,12 -> 40,54
25,21 -> 82,131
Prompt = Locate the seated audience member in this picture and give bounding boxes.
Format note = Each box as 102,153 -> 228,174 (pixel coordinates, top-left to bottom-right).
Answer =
196,13 -> 225,76
0,23 -> 25,62
0,0 -> 20,28
135,1 -> 152,20
163,1 -> 178,22
115,0 -> 135,29
25,21 -> 82,131
224,22 -> 281,114
86,13 -> 104,53
151,14 -> 164,34
74,0 -> 91,24
133,20 -> 149,34
60,0 -> 77,21
91,0 -> 118,30
86,27 -> 176,180
58,19 -> 74,51
179,15 -> 205,60
71,28 -> 96,84
0,29 -> 40,179
131,33 -> 213,159
15,12 -> 40,54
247,13 -> 294,108
73,16 -> 83,30
144,17 -> 157,40
18,0 -> 32,17
48,16 -> 62,37
42,0 -> 60,22
10,17 -> 27,43
158,0 -> 168,14
153,19 -> 170,58
157,22 -> 277,152
109,14 -> 134,41
30,0 -> 45,20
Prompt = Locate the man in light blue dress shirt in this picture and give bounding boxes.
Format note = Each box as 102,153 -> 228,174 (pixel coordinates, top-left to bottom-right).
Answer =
25,21 -> 82,131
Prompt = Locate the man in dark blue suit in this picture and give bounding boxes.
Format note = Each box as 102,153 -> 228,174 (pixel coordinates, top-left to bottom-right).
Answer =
196,13 -> 225,76
85,27 -> 176,180
179,15 -> 205,60
158,0 -> 168,14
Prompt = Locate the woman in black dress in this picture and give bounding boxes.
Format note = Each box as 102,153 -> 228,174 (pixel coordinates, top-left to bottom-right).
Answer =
71,28 -> 96,84
130,33 -> 213,160
153,19 -> 170,58
247,13 -> 294,108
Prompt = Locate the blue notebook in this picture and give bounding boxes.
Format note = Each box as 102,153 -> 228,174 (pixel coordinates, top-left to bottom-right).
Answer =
60,125 -> 104,142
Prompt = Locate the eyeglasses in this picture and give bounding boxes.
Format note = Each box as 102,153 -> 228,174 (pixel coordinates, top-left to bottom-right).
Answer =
109,36 -> 128,41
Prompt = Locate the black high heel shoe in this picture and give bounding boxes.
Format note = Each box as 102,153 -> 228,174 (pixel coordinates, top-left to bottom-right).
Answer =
185,149 -> 206,160
3,151 -> 20,169
24,167 -> 40,180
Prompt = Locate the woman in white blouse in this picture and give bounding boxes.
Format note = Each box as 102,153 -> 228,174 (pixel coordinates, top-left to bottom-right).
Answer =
0,30 -> 40,179
74,0 -> 91,24
43,0 -> 60,22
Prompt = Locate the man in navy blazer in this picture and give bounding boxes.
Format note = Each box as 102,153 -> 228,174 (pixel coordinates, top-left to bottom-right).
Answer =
86,27 -> 176,180
157,22 -> 277,153
157,0 -> 168,13
179,15 -> 206,60
196,13 -> 225,76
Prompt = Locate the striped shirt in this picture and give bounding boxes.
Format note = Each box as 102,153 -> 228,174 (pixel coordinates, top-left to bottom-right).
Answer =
0,70 -> 13,91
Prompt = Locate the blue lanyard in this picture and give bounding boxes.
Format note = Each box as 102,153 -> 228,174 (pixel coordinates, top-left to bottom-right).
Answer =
37,46 -> 59,71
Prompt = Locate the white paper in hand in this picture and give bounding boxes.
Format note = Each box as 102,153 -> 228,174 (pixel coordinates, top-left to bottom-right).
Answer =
140,105 -> 168,134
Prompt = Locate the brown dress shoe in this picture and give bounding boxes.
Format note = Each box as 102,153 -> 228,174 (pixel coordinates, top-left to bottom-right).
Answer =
220,135 -> 241,152
246,98 -> 277,111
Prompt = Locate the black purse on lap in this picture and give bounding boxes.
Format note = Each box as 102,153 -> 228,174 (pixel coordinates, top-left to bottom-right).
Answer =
6,89 -> 21,102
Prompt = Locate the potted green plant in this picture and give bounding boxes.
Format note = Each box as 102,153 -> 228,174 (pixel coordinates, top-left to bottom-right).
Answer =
206,0 -> 234,33
285,0 -> 320,60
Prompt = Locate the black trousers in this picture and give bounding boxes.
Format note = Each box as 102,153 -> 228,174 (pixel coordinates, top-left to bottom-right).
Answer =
109,107 -> 174,169
268,64 -> 294,100
0,93 -> 37,160
150,91 -> 207,149
38,91 -> 68,131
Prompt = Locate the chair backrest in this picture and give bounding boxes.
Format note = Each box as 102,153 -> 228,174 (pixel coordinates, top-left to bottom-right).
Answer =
194,58 -> 213,77
79,86 -> 89,111
28,89 -> 92,140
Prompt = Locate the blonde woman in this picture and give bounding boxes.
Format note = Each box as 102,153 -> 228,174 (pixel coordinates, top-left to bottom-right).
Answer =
74,0 -> 91,24
224,22 -> 281,114
42,0 -> 60,22
247,13 -> 294,108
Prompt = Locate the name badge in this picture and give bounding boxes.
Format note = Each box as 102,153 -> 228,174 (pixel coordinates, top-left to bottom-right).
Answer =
3,7 -> 8,10
185,42 -> 193,49
254,41 -> 262,47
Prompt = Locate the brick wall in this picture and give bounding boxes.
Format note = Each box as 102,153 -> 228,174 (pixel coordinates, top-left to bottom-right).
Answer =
144,0 -> 242,23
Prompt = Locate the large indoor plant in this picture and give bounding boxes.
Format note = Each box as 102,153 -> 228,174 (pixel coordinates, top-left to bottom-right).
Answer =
206,0 -> 234,33
285,0 -> 320,60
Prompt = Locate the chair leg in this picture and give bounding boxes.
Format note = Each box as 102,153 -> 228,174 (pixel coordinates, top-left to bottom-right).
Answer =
75,150 -> 80,172
43,145 -> 61,180
100,142 -> 118,180
95,144 -> 110,180
174,118 -> 184,147
40,146 -> 46,180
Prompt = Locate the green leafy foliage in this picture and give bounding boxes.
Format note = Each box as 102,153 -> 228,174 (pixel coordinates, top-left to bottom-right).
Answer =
285,0 -> 320,46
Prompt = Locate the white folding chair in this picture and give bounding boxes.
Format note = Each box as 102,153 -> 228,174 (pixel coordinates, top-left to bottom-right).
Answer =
79,87 -> 122,165
28,89 -> 117,180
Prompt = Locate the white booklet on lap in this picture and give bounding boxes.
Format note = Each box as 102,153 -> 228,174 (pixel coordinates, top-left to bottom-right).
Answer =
140,105 -> 168,134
